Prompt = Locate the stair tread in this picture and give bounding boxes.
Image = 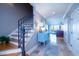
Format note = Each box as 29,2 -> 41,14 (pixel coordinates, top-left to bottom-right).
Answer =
0,48 -> 21,55
10,41 -> 18,46
11,32 -> 33,35
0,52 -> 20,56
10,37 -> 32,46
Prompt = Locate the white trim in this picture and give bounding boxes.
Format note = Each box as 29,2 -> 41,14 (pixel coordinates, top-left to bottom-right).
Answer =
63,4 -> 73,19
8,28 -> 18,37
0,48 -> 21,55
10,41 -> 18,46
71,7 -> 79,19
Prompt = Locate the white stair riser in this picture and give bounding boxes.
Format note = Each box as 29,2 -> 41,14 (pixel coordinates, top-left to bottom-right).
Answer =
0,48 -> 21,55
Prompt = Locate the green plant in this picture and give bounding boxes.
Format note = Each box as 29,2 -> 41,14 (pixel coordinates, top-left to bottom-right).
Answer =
0,36 -> 10,44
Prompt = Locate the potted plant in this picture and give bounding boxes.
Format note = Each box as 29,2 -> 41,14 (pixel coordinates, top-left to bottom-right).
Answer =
0,36 -> 10,44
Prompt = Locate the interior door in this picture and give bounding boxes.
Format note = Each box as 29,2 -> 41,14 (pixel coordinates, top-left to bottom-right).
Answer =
69,18 -> 79,55
68,19 -> 73,46
72,21 -> 79,55
70,7 -> 79,55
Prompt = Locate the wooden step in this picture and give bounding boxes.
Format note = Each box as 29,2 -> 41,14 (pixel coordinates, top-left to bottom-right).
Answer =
0,43 -> 18,51
0,43 -> 21,56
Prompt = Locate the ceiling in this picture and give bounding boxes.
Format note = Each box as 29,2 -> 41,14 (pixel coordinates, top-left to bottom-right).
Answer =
32,3 -> 72,19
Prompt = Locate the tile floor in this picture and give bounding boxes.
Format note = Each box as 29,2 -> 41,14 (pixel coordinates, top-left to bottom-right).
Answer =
58,38 -> 73,56
30,34 -> 73,56
0,34 -> 73,56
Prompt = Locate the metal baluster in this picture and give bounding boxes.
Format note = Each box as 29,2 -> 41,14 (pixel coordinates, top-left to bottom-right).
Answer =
18,16 -> 33,56
18,20 -> 21,48
21,25 -> 26,56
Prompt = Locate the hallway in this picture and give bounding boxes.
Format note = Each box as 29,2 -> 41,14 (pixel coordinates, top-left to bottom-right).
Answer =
30,34 -> 73,56
0,3 -> 79,56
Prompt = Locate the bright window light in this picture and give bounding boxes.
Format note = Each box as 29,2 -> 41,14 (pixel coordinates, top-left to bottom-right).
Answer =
62,24 -> 68,31
50,34 -> 57,45
50,25 -> 59,31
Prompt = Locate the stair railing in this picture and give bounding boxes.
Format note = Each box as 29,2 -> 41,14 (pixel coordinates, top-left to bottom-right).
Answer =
18,16 -> 33,56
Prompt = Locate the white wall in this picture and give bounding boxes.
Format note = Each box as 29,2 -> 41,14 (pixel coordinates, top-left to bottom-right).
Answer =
47,17 -> 63,25
33,10 -> 48,32
70,7 -> 79,55
64,6 -> 79,55
25,32 -> 38,51
63,18 -> 69,43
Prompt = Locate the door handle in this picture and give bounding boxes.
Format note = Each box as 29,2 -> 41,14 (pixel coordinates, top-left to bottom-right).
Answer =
77,38 -> 79,40
71,32 -> 73,34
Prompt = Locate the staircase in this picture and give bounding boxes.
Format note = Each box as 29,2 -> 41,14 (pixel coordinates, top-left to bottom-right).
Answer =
0,24 -> 35,56
9,23 -> 34,46
10,23 -> 35,55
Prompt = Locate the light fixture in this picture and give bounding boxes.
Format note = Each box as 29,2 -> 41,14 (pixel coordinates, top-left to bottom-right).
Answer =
52,11 -> 56,15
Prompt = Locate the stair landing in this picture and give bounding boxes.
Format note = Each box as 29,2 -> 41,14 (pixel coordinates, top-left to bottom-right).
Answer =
0,43 -> 21,56
0,43 -> 18,51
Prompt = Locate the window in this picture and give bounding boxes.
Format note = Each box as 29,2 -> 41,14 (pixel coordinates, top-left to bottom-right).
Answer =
50,25 -> 59,31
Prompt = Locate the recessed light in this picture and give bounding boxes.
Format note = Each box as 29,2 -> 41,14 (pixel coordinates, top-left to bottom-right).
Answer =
52,11 -> 55,15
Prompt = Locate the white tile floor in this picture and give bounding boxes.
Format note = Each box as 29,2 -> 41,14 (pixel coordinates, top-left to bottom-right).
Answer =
58,40 -> 73,56
30,34 -> 73,56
